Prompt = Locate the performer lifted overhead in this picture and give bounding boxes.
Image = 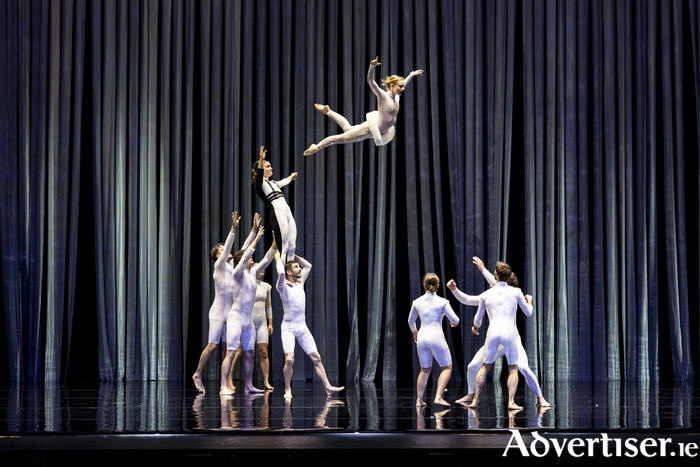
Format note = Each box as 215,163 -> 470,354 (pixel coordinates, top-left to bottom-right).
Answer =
252,146 -> 298,263
303,56 -> 423,156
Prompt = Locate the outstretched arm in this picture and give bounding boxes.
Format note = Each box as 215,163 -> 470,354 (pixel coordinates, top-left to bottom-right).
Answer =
275,172 -> 297,189
447,280 -> 480,306
402,69 -> 424,87
472,257 -> 497,286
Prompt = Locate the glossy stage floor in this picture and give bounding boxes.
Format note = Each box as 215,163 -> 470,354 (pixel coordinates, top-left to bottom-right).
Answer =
2,379 -> 700,466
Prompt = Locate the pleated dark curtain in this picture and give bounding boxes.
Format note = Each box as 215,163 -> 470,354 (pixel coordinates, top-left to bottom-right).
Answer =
1,0 -> 698,384
0,0 -> 86,381
520,0 -> 693,383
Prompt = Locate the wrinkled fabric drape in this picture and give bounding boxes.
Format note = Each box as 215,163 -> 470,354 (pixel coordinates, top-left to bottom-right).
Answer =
0,0 -> 85,382
90,0 -> 193,380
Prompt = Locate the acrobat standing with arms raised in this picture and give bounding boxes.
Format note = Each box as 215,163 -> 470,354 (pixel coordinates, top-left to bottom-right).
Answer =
304,56 -> 423,156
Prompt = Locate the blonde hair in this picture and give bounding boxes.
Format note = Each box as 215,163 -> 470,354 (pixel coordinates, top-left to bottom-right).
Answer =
382,75 -> 404,89
422,273 -> 440,293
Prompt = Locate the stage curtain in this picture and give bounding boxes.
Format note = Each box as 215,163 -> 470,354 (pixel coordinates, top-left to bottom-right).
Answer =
0,0 -> 86,381
521,0 -> 693,383
89,0 -> 194,380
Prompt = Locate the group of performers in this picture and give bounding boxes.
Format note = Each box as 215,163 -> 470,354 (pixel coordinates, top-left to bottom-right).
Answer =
192,56 -> 547,409
410,258 -> 550,409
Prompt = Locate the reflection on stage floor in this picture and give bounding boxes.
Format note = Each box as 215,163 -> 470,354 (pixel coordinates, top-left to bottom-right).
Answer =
2,379 -> 699,432
2,380 -> 699,466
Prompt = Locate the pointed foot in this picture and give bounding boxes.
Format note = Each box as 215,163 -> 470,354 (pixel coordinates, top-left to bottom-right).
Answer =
303,144 -> 319,156
192,374 -> 205,394
325,385 -> 344,396
314,103 -> 330,115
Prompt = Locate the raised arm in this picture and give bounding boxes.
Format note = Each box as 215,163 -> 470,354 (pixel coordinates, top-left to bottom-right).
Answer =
367,56 -> 384,98
250,240 -> 277,277
517,290 -> 533,317
233,226 -> 265,280
274,251 -> 286,293
294,254 -> 312,284
473,257 -> 497,286
241,213 -> 260,250
215,212 -> 240,269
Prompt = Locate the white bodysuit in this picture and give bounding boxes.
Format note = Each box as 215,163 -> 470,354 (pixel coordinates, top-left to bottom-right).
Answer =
251,280 -> 272,344
275,255 -> 317,355
255,169 -> 297,263
473,283 -> 533,365
408,291 -> 460,368
207,229 -> 255,344
226,245 -> 276,351
313,65 -> 420,150
450,278 -> 543,396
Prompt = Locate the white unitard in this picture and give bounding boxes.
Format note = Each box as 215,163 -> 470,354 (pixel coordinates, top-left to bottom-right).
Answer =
408,292 -> 460,368
313,65 -> 420,150
251,280 -> 272,344
474,283 -> 533,365
207,229 -> 256,344
226,245 -> 276,352
255,168 -> 297,262
275,255 -> 317,355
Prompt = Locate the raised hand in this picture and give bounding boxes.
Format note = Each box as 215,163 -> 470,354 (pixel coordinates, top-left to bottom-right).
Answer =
370,56 -> 381,67
472,257 -> 485,271
289,172 -> 298,181
259,146 -> 267,161
252,213 -> 261,232
231,211 -> 241,232
446,279 -> 457,291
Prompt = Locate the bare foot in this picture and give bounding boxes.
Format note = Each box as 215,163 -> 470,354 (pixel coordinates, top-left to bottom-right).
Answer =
508,402 -> 523,410
468,401 -> 478,409
303,144 -> 318,156
416,399 -> 427,407
219,386 -> 234,396
192,374 -> 205,394
325,385 -> 344,396
537,396 -> 550,407
246,385 -> 264,394
284,391 -> 293,399
455,394 -> 473,404
264,383 -> 274,391
433,397 -> 450,406
314,103 -> 330,115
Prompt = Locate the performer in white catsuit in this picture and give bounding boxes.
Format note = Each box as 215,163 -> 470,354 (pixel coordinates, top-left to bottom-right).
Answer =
447,257 -> 549,407
191,212 -> 259,394
408,273 -> 460,407
303,56 -> 423,156
274,251 -> 344,399
468,261 -> 533,409
220,227 -> 277,395
253,146 -> 298,263
229,269 -> 275,391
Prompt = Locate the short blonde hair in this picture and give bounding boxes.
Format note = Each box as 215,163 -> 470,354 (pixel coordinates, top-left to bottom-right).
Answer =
382,75 -> 404,89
